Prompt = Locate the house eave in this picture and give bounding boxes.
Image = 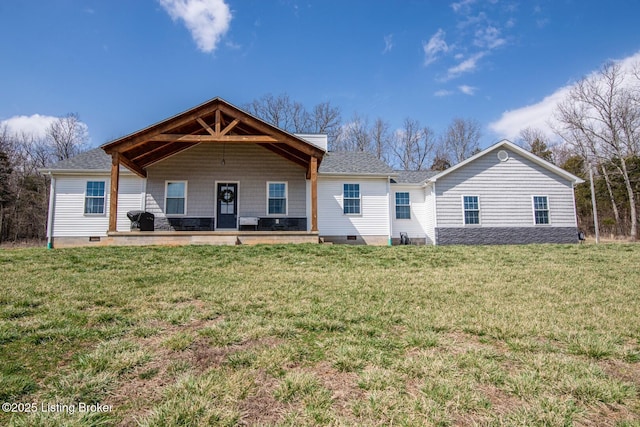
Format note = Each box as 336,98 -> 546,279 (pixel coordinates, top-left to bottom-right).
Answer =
38,168 -> 137,176
319,172 -> 398,179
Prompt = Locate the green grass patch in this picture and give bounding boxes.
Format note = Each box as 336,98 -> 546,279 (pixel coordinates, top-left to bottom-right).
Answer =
0,243 -> 639,425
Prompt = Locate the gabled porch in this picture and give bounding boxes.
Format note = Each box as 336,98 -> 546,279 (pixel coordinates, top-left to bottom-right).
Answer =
101,97 -> 325,241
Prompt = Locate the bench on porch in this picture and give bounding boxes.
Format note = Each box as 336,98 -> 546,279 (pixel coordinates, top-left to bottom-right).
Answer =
167,217 -> 215,231
257,217 -> 307,231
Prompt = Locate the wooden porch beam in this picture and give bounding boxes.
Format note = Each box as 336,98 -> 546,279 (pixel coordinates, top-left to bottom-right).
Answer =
103,103 -> 222,153
197,118 -> 216,136
137,143 -> 197,168
152,134 -> 278,143
259,144 -> 309,169
215,109 -> 221,134
310,156 -> 318,232
108,153 -> 120,232
220,118 -> 240,136
217,104 -> 323,157
118,155 -> 147,178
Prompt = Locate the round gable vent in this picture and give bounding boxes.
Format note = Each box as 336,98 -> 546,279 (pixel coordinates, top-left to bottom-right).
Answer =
497,150 -> 509,162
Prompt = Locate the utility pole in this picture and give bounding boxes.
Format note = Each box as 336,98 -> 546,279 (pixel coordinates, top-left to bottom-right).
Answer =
588,161 -> 599,244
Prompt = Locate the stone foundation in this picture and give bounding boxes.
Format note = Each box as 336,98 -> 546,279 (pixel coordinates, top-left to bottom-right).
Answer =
435,227 -> 580,245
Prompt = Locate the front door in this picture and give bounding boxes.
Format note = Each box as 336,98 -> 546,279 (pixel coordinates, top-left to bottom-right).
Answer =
216,183 -> 238,229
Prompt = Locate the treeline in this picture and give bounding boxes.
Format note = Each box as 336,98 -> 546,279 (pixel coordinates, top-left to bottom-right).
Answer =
243,93 -> 482,171
0,114 -> 87,243
552,62 -> 640,239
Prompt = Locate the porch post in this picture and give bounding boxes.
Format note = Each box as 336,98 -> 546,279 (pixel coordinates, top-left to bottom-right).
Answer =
109,152 -> 120,232
310,156 -> 318,232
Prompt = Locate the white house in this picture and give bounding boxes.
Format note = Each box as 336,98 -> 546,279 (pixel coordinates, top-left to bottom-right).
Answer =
41,98 -> 584,247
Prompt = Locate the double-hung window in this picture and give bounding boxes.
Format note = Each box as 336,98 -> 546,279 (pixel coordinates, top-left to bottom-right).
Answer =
463,195 -> 480,225
84,181 -> 105,215
533,196 -> 549,224
395,192 -> 411,219
267,182 -> 287,215
343,184 -> 361,215
165,181 -> 187,215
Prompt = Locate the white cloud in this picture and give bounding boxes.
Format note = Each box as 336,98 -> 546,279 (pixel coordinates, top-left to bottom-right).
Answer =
434,89 -> 454,97
458,85 -> 477,95
158,0 -> 232,53
423,29 -> 449,66
488,51 -> 640,141
1,114 -> 58,139
474,25 -> 505,49
451,0 -> 476,14
446,51 -> 486,79
488,87 -> 570,141
383,34 -> 393,54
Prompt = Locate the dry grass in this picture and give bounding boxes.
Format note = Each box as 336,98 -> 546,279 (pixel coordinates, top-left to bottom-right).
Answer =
0,243 -> 639,426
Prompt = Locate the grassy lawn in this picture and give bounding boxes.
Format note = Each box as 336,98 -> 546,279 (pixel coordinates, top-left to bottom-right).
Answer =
0,243 -> 639,426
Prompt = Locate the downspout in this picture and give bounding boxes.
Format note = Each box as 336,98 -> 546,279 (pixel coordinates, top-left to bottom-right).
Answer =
432,181 -> 438,245
387,176 -> 392,246
46,174 -> 56,249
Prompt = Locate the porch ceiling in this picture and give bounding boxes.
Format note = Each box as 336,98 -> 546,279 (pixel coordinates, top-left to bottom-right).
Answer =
101,97 -> 325,178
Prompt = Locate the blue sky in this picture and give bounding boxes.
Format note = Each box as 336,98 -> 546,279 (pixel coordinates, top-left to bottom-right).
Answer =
1,0 -> 640,149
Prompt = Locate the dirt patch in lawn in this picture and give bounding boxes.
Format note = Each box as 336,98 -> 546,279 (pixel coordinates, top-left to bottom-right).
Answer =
239,369 -> 291,426
104,300 -> 282,426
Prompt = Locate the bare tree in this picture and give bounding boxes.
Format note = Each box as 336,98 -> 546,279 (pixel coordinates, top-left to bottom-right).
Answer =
46,113 -> 88,161
443,117 -> 481,164
370,118 -> 390,162
518,127 -> 554,163
245,94 -> 342,144
554,61 -> 639,239
430,139 -> 452,170
334,114 -> 371,152
391,118 -> 436,170
310,101 -> 341,141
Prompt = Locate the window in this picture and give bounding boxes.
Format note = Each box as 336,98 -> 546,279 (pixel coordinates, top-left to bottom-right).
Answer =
165,181 -> 187,215
84,181 -> 105,214
395,192 -> 410,219
463,195 -> 480,225
267,182 -> 287,215
533,196 -> 549,224
343,184 -> 361,215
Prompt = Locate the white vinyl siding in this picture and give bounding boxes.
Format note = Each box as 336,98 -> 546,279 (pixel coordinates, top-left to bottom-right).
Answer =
53,174 -> 144,236
435,148 -> 578,228
145,143 -> 306,219
318,177 -> 390,236
391,185 -> 431,243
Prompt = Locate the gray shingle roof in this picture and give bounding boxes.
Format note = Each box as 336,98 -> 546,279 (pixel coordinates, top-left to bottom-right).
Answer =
318,151 -> 395,175
46,148 -> 111,171
46,148 -> 405,178
392,170 -> 439,184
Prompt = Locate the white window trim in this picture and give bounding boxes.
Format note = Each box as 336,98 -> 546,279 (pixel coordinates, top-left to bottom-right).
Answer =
462,195 -> 481,226
266,181 -> 288,216
532,195 -> 550,225
165,180 -> 188,217
343,183 -> 362,216
84,180 -> 106,216
395,191 -> 411,220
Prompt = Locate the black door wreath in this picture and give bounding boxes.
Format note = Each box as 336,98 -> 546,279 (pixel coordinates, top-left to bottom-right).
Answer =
218,189 -> 235,203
